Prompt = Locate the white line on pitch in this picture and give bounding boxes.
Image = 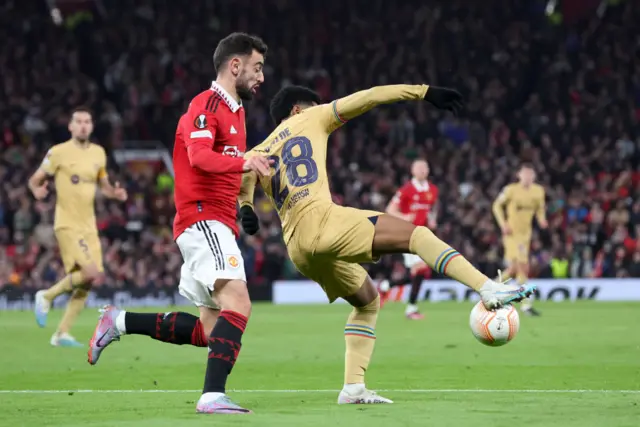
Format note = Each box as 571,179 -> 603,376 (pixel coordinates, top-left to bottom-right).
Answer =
0,389 -> 638,394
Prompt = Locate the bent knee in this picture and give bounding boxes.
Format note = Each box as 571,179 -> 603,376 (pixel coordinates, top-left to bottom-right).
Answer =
214,279 -> 252,317
356,294 -> 380,314
198,308 -> 220,336
345,277 -> 380,308
80,264 -> 103,286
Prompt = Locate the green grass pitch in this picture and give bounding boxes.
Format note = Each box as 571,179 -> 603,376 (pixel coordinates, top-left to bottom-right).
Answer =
1,302 -> 639,426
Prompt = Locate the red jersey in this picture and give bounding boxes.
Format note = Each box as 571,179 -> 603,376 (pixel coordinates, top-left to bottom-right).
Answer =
392,178 -> 439,227
173,82 -> 247,239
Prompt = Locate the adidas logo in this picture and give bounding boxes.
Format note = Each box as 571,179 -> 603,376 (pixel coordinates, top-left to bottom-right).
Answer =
230,125 -> 237,134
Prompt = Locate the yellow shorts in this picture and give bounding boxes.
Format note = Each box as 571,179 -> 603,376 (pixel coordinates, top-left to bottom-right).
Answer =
55,228 -> 104,274
503,234 -> 531,264
287,204 -> 383,302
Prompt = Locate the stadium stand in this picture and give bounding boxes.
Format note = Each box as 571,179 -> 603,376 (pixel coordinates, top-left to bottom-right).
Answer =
1,0 -> 639,295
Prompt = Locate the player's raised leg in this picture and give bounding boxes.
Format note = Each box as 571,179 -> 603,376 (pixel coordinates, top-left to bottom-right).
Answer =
34,270 -> 84,328
371,215 -> 536,309
55,232 -> 106,347
35,231 -> 101,333
88,304 -> 213,365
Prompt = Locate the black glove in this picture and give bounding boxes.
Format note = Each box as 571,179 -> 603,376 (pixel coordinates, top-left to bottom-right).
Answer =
424,86 -> 464,116
239,205 -> 260,235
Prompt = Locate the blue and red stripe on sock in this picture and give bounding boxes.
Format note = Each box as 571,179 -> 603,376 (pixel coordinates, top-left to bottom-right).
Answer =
434,248 -> 461,275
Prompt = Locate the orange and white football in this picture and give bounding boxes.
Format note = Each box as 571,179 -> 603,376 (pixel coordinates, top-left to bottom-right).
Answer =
469,301 -> 520,347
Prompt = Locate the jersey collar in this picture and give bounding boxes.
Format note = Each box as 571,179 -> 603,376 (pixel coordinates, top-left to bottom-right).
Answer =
412,178 -> 430,192
210,81 -> 242,113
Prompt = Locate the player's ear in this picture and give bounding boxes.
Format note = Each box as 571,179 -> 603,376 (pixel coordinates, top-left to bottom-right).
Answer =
290,104 -> 302,116
230,57 -> 241,77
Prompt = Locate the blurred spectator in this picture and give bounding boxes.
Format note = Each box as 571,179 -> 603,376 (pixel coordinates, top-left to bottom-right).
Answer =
1,0 -> 640,294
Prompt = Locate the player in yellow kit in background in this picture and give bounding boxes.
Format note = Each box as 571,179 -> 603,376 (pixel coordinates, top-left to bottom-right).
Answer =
28,107 -> 128,347
492,163 -> 547,316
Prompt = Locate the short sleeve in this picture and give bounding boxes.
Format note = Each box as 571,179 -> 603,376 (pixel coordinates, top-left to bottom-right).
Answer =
496,185 -> 511,203
97,149 -> 108,180
39,148 -> 58,176
431,185 -> 439,201
392,187 -> 407,204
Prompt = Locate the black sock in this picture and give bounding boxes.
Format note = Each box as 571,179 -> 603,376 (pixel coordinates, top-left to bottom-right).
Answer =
124,312 -> 208,347
203,310 -> 247,394
389,274 -> 411,288
408,274 -> 424,305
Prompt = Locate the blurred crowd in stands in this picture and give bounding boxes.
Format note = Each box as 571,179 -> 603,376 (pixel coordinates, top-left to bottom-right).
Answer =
1,0 -> 640,293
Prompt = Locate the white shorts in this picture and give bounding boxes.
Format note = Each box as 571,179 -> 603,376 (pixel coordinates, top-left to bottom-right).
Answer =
403,254 -> 425,269
176,220 -> 246,309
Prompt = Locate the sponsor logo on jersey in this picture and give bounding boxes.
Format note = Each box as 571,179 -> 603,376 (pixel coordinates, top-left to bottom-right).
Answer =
230,125 -> 238,134
227,255 -> 239,269
194,114 -> 207,129
287,188 -> 310,210
222,146 -> 244,157
515,204 -> 534,211
70,174 -> 80,184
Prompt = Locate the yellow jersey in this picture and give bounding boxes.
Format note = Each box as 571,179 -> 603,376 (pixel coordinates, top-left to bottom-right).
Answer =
492,182 -> 546,235
241,85 -> 428,242
40,140 -> 108,231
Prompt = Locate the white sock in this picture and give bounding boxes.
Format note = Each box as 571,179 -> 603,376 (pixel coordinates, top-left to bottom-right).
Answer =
343,383 -> 365,395
379,280 -> 390,292
405,304 -> 419,315
199,392 -> 225,402
115,311 -> 127,334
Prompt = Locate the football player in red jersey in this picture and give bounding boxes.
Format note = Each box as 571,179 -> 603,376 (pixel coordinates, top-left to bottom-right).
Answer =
380,159 -> 439,319
88,33 -> 271,414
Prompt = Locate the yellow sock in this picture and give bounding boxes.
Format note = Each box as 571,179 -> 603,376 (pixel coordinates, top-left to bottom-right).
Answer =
43,271 -> 85,301
344,295 -> 380,384
57,288 -> 89,334
409,227 -> 489,291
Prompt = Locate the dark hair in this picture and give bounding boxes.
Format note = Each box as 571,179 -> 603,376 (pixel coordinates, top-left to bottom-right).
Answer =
269,86 -> 321,125
70,106 -> 92,119
213,32 -> 268,73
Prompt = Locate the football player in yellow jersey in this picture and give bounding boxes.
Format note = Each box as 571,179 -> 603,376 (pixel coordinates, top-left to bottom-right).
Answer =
238,85 -> 536,404
28,107 -> 128,347
492,163 -> 548,316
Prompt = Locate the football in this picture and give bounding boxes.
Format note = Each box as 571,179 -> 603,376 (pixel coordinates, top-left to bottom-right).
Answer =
469,301 -> 520,346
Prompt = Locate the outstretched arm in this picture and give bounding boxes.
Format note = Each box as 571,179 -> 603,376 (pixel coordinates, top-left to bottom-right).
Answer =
333,85 -> 428,124
325,84 -> 462,131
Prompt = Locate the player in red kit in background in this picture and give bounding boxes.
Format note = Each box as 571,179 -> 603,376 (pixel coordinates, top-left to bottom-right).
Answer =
87,33 -> 270,415
379,159 -> 439,320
